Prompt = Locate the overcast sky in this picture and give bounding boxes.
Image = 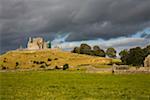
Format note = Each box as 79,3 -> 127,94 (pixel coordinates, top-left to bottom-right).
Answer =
0,0 -> 150,53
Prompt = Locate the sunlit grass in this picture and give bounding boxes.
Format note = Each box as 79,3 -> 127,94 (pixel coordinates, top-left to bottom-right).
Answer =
0,50 -> 112,69
92,64 -> 112,68
0,71 -> 150,99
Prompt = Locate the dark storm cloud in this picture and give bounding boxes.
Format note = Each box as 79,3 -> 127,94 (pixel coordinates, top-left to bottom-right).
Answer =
0,0 -> 150,53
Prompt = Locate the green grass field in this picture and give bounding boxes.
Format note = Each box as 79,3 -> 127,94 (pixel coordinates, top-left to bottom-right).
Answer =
0,71 -> 150,100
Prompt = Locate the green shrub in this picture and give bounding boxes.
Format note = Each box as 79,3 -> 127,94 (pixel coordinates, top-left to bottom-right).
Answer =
39,61 -> 45,64
3,58 -> 7,63
16,62 -> 19,66
40,65 -> 46,68
33,61 -> 36,64
54,58 -> 58,60
45,63 -> 49,67
55,66 -> 59,69
2,65 -> 7,70
63,64 -> 69,70
33,61 -> 39,64
33,61 -> 45,64
48,58 -> 52,61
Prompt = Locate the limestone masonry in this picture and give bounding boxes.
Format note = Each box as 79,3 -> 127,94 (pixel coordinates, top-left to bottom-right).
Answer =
27,37 -> 51,50
144,55 -> 150,67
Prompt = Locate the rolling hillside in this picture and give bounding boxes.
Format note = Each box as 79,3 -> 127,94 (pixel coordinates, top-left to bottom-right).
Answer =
0,49 -> 113,69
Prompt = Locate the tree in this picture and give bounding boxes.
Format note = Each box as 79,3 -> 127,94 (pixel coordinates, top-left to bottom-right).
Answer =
72,47 -> 80,54
47,41 -> 51,48
93,45 -> 105,57
126,47 -> 145,66
119,45 -> 150,66
143,45 -> 150,57
119,49 -> 128,57
106,47 -> 116,58
119,49 -> 128,64
71,44 -> 106,57
94,49 -> 105,57
80,43 -> 92,55
93,45 -> 100,51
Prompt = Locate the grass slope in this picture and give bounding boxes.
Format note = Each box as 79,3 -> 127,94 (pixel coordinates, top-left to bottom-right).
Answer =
0,71 -> 150,99
0,49 -> 113,69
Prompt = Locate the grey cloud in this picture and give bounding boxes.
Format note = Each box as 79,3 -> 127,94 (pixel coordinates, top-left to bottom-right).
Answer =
145,34 -> 150,39
54,37 -> 149,53
0,0 -> 150,53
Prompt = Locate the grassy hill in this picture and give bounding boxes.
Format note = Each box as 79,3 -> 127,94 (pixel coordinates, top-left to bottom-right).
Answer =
0,49 -> 115,70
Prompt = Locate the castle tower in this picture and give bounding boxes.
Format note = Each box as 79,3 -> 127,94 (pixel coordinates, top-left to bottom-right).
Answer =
27,37 -> 49,50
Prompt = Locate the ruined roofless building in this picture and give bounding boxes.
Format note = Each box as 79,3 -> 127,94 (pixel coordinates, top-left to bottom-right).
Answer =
27,37 -> 51,50
144,55 -> 150,67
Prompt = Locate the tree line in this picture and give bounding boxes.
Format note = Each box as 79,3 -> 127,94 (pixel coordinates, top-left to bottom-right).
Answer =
72,44 -> 116,58
119,45 -> 150,66
72,44 -> 150,66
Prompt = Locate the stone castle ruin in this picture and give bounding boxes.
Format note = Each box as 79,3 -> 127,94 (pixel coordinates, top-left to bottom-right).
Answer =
27,37 -> 51,50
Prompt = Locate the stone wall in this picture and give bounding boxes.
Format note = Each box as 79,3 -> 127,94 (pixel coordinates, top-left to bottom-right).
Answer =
144,55 -> 150,67
112,64 -> 150,74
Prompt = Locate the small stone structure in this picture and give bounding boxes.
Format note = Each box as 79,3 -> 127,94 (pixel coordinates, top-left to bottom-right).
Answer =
112,64 -> 129,71
144,55 -> 150,67
27,37 -> 50,50
112,64 -> 150,74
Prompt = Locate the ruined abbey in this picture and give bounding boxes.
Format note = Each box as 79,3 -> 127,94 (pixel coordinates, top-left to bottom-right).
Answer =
27,37 -> 51,50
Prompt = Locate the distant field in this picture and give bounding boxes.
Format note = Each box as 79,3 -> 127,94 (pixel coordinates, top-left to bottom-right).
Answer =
0,49 -> 116,69
0,71 -> 150,99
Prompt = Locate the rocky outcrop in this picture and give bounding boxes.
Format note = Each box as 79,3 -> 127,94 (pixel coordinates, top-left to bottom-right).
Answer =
144,55 -> 150,67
